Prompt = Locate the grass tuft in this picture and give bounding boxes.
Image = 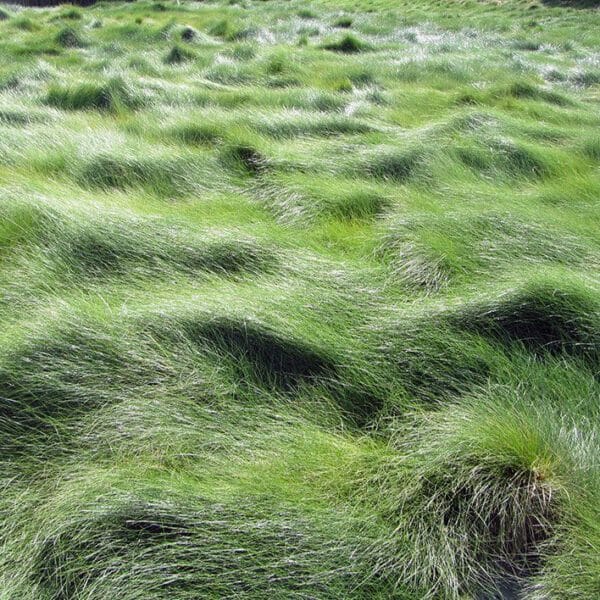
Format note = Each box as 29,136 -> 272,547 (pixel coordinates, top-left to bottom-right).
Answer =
164,44 -> 195,65
44,77 -> 143,112
220,142 -> 267,174
451,278 -> 599,360
333,16 -> 354,28
55,26 -> 85,48
322,34 -> 371,54
0,0 -> 598,598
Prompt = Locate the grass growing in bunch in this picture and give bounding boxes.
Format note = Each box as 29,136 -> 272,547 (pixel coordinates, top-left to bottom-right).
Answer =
0,0 -> 598,598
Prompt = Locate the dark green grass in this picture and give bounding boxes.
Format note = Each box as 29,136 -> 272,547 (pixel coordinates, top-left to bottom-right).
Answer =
322,33 -> 372,53
44,77 -> 144,112
0,0 -> 598,598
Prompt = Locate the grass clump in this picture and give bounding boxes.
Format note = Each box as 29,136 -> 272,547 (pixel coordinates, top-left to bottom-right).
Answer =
297,8 -> 317,19
220,142 -> 267,174
0,0 -> 599,598
167,122 -> 223,146
175,316 -> 336,389
57,7 -> 82,20
361,147 -> 423,182
44,77 -> 142,112
55,25 -> 85,48
371,391 -> 595,598
74,152 -> 190,196
164,44 -> 195,65
11,16 -> 39,32
333,16 -> 354,28
507,81 -> 573,106
322,34 -> 371,54
450,276 -> 600,360
62,223 -> 274,279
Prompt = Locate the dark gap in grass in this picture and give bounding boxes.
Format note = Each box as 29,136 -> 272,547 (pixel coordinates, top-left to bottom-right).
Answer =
541,0 -> 600,7
180,25 -> 198,42
6,1 -> 96,5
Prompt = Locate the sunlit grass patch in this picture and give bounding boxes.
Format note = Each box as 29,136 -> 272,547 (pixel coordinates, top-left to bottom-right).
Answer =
0,0 -> 598,598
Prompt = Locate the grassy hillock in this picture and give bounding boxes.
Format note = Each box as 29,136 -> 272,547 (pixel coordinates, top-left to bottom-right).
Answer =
0,0 -> 598,598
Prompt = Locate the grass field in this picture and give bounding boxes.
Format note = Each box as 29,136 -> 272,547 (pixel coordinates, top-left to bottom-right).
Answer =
0,0 -> 599,598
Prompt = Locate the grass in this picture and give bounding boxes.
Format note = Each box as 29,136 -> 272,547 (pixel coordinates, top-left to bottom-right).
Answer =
0,0 -> 598,598
44,77 -> 143,112
322,33 -> 372,53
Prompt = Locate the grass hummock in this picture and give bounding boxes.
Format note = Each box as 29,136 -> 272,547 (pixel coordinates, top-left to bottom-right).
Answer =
0,0 -> 598,598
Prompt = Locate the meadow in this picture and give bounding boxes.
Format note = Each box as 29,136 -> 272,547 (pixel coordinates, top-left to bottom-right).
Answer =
0,0 -> 598,597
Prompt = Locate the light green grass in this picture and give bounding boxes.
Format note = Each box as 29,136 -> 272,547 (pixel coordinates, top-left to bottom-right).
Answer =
0,0 -> 598,598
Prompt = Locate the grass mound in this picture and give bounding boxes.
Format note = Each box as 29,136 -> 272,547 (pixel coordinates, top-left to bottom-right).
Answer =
167,122 -> 223,146
451,278 -> 600,360
372,392 -> 593,597
333,16 -> 353,29
0,0 -> 599,597
322,34 -> 371,54
62,223 -> 276,278
164,44 -> 195,65
172,316 -> 336,389
74,152 -> 190,195
380,322 -> 498,404
361,147 -> 423,182
0,326 -> 128,450
506,81 -> 573,107
44,77 -> 143,112
256,113 -> 375,139
220,142 -> 267,174
29,483 -> 369,600
54,26 -> 85,48
257,173 -> 390,223
378,213 -> 591,290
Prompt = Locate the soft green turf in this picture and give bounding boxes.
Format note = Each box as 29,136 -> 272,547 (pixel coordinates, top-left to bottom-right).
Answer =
0,0 -> 598,598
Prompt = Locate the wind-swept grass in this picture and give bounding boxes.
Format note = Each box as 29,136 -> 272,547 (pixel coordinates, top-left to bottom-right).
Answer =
44,77 -> 143,112
0,0 -> 598,598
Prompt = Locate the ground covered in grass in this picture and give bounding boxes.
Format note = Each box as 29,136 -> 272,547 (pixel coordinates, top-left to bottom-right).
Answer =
0,0 -> 598,598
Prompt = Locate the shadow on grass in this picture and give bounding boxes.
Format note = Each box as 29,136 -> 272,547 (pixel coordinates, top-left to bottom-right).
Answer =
541,0 -> 600,8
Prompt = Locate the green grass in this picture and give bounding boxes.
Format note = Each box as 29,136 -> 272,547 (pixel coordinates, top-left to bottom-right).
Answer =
0,0 -> 598,598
